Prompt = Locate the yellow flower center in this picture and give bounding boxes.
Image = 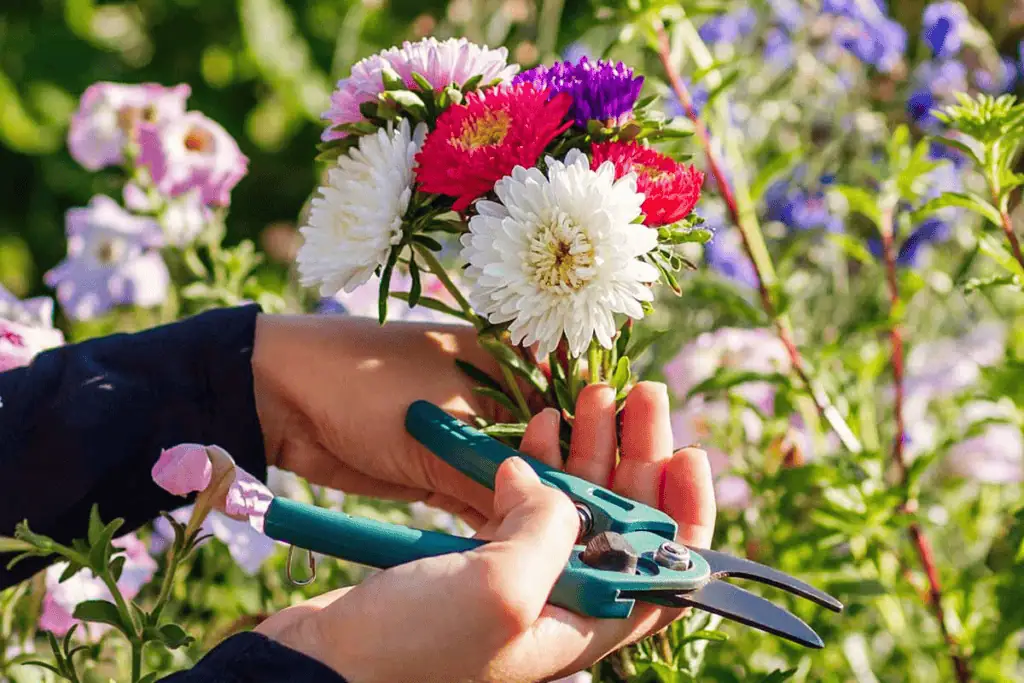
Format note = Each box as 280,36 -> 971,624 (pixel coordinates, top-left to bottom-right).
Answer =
455,111 -> 511,149
636,163 -> 668,182
527,213 -> 596,293
94,238 -> 127,266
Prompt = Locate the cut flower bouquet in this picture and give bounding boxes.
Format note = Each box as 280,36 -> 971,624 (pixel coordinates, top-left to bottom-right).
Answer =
298,37 -> 707,436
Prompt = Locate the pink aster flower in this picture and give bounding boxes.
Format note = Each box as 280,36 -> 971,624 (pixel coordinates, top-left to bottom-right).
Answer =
68,82 -> 190,171
39,533 -> 157,637
322,37 -> 518,141
590,141 -> 705,226
137,112 -> 248,207
43,195 -> 169,321
415,83 -> 573,211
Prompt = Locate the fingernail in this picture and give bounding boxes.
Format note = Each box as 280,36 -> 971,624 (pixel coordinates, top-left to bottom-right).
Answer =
506,456 -> 535,478
541,407 -> 561,425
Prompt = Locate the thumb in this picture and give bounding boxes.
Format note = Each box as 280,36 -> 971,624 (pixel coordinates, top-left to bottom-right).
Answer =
487,457 -> 579,592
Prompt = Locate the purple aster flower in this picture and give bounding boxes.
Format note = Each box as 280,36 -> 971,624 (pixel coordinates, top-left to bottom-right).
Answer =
922,2 -> 969,58
702,209 -> 758,289
764,28 -> 795,68
699,8 -> 757,45
824,1 -> 907,73
44,195 -> 170,320
907,89 -> 938,125
973,57 -> 1018,93
137,112 -> 248,207
513,57 -> 644,127
764,181 -> 842,232
67,82 -> 190,171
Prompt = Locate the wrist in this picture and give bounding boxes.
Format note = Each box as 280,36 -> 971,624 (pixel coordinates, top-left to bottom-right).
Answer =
252,314 -> 289,469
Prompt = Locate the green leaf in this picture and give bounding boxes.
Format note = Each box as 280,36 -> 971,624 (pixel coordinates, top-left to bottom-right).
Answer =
610,356 -> 631,394
87,505 -> 104,546
72,600 -> 125,631
22,661 -> 64,676
109,555 -> 126,582
660,227 -> 713,245
158,623 -> 195,650
478,335 -> 550,395
480,422 -> 529,438
834,185 -> 881,226
455,360 -> 505,395
686,369 -> 791,400
912,191 -> 1003,227
680,628 -> 729,644
460,74 -> 484,92
58,561 -> 84,583
826,233 -> 877,266
381,90 -> 427,118
88,518 -> 124,572
410,72 -> 432,93
380,66 -> 404,91
704,69 -> 741,108
377,247 -> 401,324
928,135 -> 982,166
472,386 -> 520,417
390,292 -> 469,322
407,258 -> 422,309
751,149 -> 802,202
978,232 -> 1024,277
760,669 -> 798,683
963,274 -> 1022,293
826,578 -> 887,597
412,234 -> 444,251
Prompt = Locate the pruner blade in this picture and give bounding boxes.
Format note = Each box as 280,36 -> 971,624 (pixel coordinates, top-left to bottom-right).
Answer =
663,581 -> 824,649
698,547 -> 843,613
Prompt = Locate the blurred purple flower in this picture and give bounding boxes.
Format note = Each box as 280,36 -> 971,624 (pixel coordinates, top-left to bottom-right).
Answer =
39,533 -> 157,637
44,196 -> 170,320
973,57 -> 1018,93
769,0 -> 805,32
922,2 -> 969,58
124,184 -> 211,246
764,180 -> 842,232
704,224 -> 759,290
907,89 -> 938,125
946,418 -> 1022,484
68,82 -> 190,171
561,41 -> 593,63
137,112 -> 248,207
763,28 -> 796,68
824,1 -> 907,73
699,9 -> 757,45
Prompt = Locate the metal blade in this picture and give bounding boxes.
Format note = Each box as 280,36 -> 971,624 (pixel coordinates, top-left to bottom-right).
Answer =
629,582 -> 824,649
697,547 -> 843,613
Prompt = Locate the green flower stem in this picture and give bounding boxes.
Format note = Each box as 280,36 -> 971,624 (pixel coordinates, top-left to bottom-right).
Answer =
414,244 -> 531,419
588,343 -> 602,384
658,21 -> 863,455
131,642 -> 142,682
983,144 -> 1024,272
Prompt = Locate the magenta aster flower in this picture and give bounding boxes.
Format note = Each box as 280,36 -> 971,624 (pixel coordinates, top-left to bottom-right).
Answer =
322,37 -> 518,141
137,112 -> 248,206
44,195 -> 170,321
67,82 -> 190,171
513,57 -> 644,127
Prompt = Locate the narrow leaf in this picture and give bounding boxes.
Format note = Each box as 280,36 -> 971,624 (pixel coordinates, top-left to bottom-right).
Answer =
455,360 -> 506,395
87,505 -> 104,546
378,247 -> 400,324
472,386 -> 520,416
72,600 -> 125,631
480,423 -> 529,438
407,258 -> 422,309
912,191 -> 1003,227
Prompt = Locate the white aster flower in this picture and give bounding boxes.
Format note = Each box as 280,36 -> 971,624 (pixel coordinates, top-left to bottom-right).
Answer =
297,119 -> 427,296
460,148 -> 658,358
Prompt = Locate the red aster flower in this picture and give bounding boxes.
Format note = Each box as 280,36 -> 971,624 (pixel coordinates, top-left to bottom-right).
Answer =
415,83 -> 572,211
590,141 -> 705,226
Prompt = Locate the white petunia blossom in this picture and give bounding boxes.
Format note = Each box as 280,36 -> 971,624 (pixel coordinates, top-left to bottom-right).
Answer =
460,148 -> 658,357
297,119 -> 427,296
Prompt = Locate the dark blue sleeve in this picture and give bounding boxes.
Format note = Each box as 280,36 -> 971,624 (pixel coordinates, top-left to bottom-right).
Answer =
158,632 -> 347,683
0,304 -> 268,589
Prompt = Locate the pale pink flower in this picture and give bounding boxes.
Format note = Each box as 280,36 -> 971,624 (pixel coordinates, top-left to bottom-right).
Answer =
137,112 -> 248,206
944,402 -> 1023,484
322,37 -> 518,141
151,444 -> 213,495
68,82 -> 190,170
224,467 -> 274,533
39,533 -> 157,637
663,327 -> 790,411
0,286 -> 64,373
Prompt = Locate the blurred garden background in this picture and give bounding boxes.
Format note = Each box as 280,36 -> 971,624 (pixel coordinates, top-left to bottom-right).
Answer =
4,1 -> 1024,682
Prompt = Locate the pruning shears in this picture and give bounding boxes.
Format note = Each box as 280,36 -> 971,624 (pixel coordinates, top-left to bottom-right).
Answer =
262,400 -> 843,648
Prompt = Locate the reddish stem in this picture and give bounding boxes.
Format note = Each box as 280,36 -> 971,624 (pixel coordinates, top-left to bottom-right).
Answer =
880,222 -> 972,683
998,208 -> 1024,274
654,29 -> 858,452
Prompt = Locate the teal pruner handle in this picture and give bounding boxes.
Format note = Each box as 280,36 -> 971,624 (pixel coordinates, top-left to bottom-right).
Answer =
264,497 -> 482,569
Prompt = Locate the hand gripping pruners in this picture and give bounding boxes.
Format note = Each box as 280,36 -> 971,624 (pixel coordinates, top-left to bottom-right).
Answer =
262,400 -> 843,648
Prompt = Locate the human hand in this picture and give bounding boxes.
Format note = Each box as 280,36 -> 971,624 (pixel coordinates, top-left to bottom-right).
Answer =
254,380 -> 716,683
253,313 -> 539,525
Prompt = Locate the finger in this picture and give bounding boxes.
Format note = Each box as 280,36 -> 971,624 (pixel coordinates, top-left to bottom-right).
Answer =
661,448 -> 717,548
481,457 -> 580,622
566,383 -> 618,486
421,492 -> 490,531
519,408 -> 563,470
612,382 -> 675,505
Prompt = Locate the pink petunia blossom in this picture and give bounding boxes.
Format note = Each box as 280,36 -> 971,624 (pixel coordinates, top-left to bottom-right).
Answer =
0,286 -> 64,373
137,112 -> 248,207
224,467 -> 274,533
151,506 -> 277,575
151,444 -> 213,496
68,82 -> 190,171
